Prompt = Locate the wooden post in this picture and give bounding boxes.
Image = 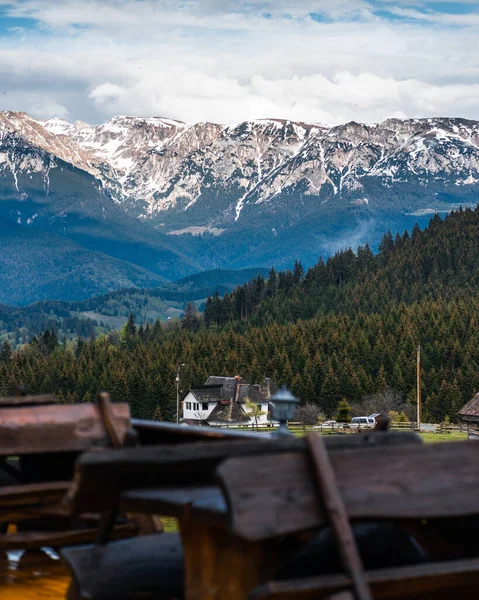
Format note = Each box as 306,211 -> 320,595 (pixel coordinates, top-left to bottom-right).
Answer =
180,518 -> 278,600
96,392 -> 163,536
416,345 -> 421,429
307,433 -> 373,600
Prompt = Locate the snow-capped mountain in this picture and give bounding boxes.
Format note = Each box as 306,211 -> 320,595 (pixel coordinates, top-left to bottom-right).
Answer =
3,111 -> 479,228
1,110 -> 479,305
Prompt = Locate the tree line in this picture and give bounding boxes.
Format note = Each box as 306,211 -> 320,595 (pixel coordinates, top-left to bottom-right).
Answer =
2,207 -> 479,422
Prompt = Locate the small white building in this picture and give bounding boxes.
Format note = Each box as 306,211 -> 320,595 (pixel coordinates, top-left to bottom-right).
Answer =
182,375 -> 276,426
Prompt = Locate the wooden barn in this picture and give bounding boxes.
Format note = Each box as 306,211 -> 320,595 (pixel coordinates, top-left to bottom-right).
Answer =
458,392 -> 479,425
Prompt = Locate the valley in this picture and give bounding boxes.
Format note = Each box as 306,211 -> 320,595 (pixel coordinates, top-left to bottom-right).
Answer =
1,112 -> 479,305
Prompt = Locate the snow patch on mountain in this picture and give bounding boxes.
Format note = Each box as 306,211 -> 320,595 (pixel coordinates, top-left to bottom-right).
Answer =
2,111 -> 479,228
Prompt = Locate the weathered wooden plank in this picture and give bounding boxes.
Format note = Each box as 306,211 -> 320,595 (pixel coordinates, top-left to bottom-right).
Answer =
0,481 -> 70,508
69,438 -> 300,514
0,402 -> 130,455
307,434 -> 372,600
0,395 -> 57,407
132,418 -> 262,444
121,486 -> 227,526
0,505 -> 103,524
217,439 -> 479,541
70,432 -> 421,514
0,503 -> 70,523
0,522 -> 136,550
97,392 -> 163,536
97,392 -> 127,448
250,557 -> 479,600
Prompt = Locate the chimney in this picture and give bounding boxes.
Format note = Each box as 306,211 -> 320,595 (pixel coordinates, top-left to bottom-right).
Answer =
263,378 -> 271,400
225,375 -> 241,422
234,375 -> 241,403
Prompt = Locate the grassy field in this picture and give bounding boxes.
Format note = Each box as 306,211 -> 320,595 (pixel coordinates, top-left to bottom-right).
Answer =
162,516 -> 179,532
419,431 -> 467,443
232,425 -> 469,442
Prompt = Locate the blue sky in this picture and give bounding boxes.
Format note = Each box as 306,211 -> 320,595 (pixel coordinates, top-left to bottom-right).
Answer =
0,1 -> 478,124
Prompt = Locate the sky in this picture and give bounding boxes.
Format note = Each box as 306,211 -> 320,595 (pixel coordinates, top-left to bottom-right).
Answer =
0,0 -> 478,125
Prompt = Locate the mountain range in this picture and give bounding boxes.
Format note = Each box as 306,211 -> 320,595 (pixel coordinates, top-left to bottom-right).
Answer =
1,110 -> 479,305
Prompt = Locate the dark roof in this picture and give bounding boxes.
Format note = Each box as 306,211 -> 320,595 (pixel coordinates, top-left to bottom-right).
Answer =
237,384 -> 265,403
193,376 -> 270,404
206,400 -> 249,424
204,376 -> 246,397
189,386 -> 223,401
459,393 -> 479,417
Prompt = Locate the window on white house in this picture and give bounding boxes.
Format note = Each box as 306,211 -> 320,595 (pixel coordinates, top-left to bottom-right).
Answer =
202,403 -> 208,410
186,402 -> 192,410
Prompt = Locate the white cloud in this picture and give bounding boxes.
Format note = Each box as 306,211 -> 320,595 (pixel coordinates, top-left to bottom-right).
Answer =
0,0 -> 478,124
30,99 -> 69,119
389,6 -> 479,26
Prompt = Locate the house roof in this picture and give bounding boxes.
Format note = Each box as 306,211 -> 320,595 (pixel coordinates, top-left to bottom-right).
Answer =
458,393 -> 479,417
236,384 -> 265,403
190,376 -> 270,405
204,376 -> 246,397
189,386 -> 223,402
206,400 -> 250,424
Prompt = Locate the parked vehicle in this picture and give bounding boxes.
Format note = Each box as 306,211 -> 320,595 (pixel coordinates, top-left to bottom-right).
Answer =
351,416 -> 376,428
322,420 -> 338,427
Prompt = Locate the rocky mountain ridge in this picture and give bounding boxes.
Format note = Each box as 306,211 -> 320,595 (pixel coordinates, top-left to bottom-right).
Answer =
3,111 -> 479,229
1,110 -> 479,305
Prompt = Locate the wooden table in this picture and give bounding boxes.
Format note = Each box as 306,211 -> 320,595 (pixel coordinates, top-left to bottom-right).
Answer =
120,485 -> 279,600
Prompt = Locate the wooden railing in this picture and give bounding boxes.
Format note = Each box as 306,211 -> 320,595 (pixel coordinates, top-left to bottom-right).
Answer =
207,420 -> 479,437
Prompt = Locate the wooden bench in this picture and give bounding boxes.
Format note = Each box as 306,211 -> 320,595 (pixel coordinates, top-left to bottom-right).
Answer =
214,433 -> 479,600
0,394 -> 134,550
62,431 -> 423,600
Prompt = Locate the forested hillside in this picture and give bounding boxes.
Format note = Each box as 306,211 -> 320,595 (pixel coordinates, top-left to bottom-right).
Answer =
0,267 -> 268,345
205,209 -> 479,326
2,208 -> 479,423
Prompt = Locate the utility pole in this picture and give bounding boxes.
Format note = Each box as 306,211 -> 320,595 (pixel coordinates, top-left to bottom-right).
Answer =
176,363 -> 185,425
416,345 -> 421,429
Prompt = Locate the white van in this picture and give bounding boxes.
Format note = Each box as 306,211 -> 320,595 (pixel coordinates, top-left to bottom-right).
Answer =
351,416 -> 376,428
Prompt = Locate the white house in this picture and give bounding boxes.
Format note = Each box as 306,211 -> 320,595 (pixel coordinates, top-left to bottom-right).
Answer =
182,375 -> 276,426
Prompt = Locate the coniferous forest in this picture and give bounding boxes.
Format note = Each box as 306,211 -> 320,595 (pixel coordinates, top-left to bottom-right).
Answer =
2,207 -> 479,423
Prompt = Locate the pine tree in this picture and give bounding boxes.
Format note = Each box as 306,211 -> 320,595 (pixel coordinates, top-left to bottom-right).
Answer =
336,397 -> 352,423
182,302 -> 200,331
320,367 -> 341,418
0,341 -> 12,364
374,365 -> 387,392
152,405 -> 164,421
293,260 -> 304,286
122,314 -> 138,350
265,267 -> 278,299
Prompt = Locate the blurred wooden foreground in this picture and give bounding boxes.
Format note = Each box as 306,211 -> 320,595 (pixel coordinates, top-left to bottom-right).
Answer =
0,548 -> 69,600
